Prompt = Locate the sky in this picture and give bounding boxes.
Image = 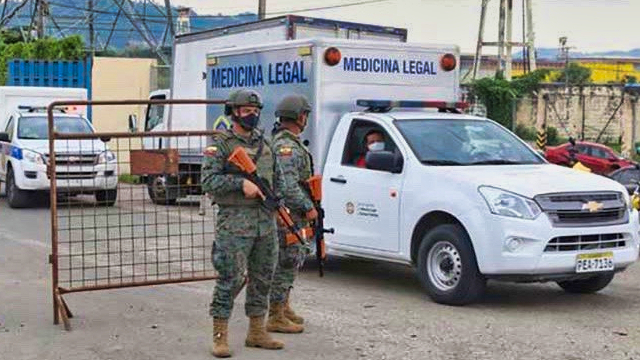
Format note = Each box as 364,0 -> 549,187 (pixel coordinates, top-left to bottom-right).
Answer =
171,0 -> 638,54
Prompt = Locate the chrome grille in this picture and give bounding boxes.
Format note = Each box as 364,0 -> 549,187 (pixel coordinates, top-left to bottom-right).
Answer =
535,192 -> 627,227
544,233 -> 627,252
45,153 -> 98,166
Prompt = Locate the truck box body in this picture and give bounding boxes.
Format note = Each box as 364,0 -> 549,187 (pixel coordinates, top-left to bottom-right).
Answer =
204,38 -> 460,171
163,15 -> 407,138
0,86 -> 87,130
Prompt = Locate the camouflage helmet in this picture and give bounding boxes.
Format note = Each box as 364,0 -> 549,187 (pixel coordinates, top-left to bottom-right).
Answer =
275,94 -> 312,120
226,89 -> 263,110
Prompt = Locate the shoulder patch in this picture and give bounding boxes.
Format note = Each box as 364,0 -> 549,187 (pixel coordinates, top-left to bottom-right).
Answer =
203,146 -> 218,157
278,146 -> 293,157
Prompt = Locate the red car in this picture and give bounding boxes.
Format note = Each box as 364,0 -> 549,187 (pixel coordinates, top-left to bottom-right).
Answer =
544,141 -> 636,175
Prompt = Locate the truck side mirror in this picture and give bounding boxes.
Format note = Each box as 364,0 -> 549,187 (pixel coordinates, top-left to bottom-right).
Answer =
128,114 -> 138,133
365,151 -> 403,173
0,132 -> 9,142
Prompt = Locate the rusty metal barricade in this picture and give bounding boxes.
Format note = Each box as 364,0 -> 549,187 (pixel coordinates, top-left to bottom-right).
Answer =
47,99 -> 242,331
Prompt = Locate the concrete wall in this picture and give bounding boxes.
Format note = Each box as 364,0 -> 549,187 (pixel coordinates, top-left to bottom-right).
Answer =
91,57 -> 156,174
514,85 -> 639,156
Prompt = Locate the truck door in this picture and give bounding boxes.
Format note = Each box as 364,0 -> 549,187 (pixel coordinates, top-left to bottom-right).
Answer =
143,93 -> 167,150
323,119 -> 404,253
0,116 -> 15,181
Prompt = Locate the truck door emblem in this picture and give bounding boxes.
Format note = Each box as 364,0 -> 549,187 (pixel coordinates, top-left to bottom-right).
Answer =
346,202 -> 354,214
582,201 -> 604,213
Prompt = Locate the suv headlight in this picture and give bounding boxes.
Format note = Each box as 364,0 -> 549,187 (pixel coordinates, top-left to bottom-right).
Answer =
478,186 -> 542,220
96,151 -> 116,164
23,149 -> 45,165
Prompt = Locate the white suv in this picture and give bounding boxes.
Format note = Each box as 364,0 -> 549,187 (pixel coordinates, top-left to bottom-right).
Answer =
0,108 -> 118,208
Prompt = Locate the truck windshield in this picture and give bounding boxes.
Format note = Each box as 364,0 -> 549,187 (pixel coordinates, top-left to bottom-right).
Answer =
395,119 -> 545,166
17,116 -> 93,140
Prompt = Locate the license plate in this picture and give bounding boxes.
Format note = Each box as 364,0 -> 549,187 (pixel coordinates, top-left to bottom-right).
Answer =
575,252 -> 614,273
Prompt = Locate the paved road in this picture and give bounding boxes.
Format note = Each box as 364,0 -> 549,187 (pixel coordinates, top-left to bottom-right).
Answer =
1,183 -> 640,360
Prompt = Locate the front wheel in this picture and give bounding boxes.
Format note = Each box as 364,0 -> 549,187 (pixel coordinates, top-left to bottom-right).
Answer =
6,168 -> 32,208
147,175 -> 178,205
557,272 -> 614,294
95,189 -> 117,207
416,224 -> 486,305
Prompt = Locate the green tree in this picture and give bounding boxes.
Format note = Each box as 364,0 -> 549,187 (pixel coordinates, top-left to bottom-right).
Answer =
468,69 -> 550,129
555,62 -> 591,85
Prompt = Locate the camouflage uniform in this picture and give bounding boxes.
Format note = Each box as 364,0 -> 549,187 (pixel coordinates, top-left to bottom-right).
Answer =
202,128 -> 285,319
270,129 -> 314,304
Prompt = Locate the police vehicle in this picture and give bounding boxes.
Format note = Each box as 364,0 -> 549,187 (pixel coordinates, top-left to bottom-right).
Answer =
0,106 -> 118,208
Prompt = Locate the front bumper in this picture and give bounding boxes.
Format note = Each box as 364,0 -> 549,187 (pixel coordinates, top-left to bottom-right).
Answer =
466,207 -> 640,276
15,161 -> 118,192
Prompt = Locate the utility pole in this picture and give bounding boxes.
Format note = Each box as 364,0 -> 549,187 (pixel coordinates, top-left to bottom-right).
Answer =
88,0 -> 94,55
36,0 -> 45,38
471,0 -> 536,81
525,0 -> 536,72
559,36 -> 572,130
258,0 -> 266,20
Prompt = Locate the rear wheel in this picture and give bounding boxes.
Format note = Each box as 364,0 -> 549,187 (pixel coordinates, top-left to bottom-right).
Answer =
6,167 -> 32,208
95,189 -> 117,207
416,224 -> 486,305
557,273 -> 615,294
147,175 -> 178,205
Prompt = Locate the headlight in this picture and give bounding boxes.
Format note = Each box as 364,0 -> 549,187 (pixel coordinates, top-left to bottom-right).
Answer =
478,186 -> 542,220
96,151 -> 116,164
23,149 -> 45,165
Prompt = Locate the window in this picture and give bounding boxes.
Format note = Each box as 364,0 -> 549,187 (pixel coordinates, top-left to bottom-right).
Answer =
395,119 -> 544,165
17,116 -> 93,140
341,119 -> 399,169
146,95 -> 166,131
589,146 -> 609,159
575,145 -> 588,154
4,116 -> 14,140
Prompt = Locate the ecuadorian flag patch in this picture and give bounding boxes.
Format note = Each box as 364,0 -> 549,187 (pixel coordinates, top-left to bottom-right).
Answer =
204,146 -> 218,156
278,146 -> 293,156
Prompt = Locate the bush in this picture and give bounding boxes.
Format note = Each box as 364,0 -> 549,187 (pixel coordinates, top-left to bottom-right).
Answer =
118,174 -> 141,184
0,35 -> 85,85
515,124 -> 537,141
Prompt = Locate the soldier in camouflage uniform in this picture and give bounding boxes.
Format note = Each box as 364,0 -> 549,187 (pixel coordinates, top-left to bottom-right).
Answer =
267,94 -> 318,334
201,89 -> 286,358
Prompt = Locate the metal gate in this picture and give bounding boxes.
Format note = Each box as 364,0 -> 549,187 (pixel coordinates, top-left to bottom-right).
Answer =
48,99 -> 227,330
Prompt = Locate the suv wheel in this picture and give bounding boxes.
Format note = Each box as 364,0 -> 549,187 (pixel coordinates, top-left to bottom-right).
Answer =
6,168 -> 32,208
95,189 -> 117,207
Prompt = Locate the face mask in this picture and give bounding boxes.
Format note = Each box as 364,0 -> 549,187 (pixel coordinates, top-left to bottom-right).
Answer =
368,141 -> 385,152
237,113 -> 260,131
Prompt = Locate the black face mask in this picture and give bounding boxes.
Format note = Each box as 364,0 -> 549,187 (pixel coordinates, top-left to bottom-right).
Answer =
236,113 -> 260,131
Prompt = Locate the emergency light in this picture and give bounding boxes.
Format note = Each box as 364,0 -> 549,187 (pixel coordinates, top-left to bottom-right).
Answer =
17,105 -> 67,113
440,53 -> 457,72
356,99 -> 469,112
324,47 -> 342,66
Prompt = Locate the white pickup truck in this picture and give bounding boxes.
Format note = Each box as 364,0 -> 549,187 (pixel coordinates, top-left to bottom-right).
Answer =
0,105 -> 118,208
200,38 -> 640,304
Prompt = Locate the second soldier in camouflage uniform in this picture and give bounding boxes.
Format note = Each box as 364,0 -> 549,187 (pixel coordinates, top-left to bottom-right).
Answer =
202,89 -> 287,358
267,94 -> 318,333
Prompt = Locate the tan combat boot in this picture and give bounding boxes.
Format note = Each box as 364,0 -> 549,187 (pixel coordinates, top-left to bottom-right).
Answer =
212,318 -> 231,358
284,292 -> 304,325
267,302 -> 304,333
245,316 -> 285,349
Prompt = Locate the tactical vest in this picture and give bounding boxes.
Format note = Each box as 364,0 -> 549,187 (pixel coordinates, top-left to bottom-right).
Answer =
274,129 -> 313,201
215,130 -> 275,207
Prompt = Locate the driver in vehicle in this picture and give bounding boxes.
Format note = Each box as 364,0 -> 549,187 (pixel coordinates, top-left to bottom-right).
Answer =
355,129 -> 386,168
